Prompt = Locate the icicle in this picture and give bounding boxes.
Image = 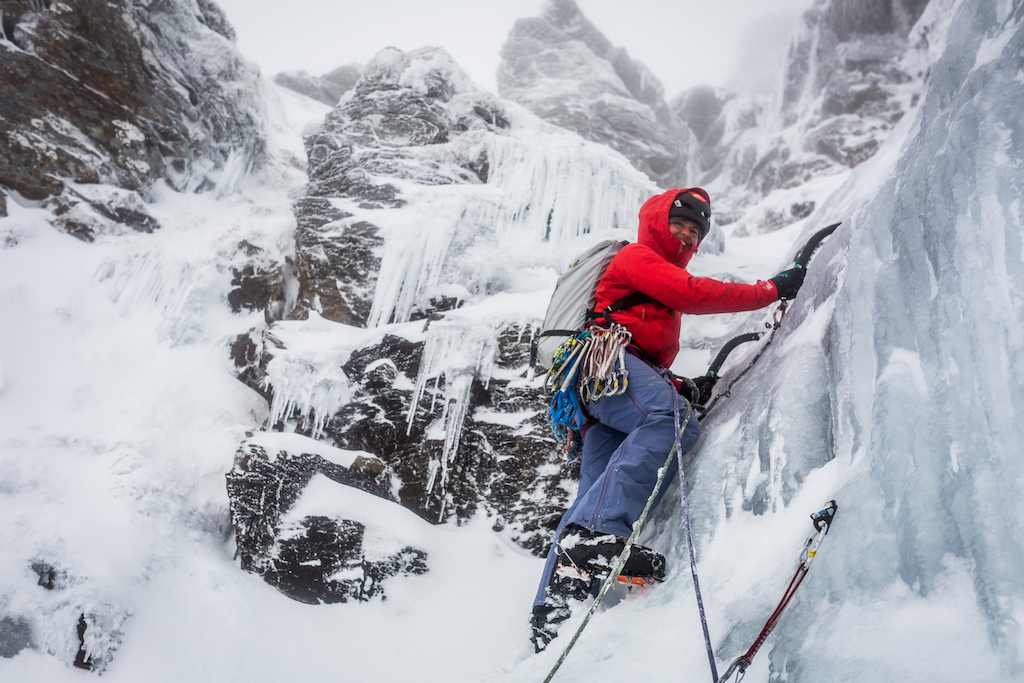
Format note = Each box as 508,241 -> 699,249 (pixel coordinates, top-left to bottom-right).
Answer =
365,131 -> 656,329
263,341 -> 353,440
484,135 -> 655,244
406,319 -> 499,520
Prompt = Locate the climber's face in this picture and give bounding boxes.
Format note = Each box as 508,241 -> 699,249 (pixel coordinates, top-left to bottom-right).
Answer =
668,219 -> 701,248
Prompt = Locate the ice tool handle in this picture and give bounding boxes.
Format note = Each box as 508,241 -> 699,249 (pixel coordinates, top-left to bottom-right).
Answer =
695,222 -> 841,421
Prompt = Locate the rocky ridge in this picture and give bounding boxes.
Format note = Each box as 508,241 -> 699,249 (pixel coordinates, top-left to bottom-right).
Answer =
0,0 -> 263,240
497,0 -> 698,197
674,0 -> 937,234
273,64 -> 363,106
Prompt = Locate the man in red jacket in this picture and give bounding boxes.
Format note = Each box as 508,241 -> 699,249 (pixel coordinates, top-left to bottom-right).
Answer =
530,188 -> 804,652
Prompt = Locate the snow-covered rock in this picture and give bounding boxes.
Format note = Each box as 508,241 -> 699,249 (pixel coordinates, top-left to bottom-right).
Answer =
0,0 -> 263,237
497,0 -> 698,193
273,64 -> 363,106
226,434 -> 427,603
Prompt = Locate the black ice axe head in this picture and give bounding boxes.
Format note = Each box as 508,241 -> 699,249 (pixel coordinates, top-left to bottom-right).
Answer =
794,222 -> 841,270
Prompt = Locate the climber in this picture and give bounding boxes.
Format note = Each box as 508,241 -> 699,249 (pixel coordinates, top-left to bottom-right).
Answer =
530,187 -> 805,652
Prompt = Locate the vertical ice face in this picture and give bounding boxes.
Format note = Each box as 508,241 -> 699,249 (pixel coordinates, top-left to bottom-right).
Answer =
683,1 -> 1024,678
828,0 -> 1024,666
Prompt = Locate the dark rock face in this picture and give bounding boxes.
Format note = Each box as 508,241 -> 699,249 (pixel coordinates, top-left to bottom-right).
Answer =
228,239 -> 294,323
230,329 -> 272,399
226,440 -> 427,603
46,185 -> 161,242
274,64 -> 362,106
290,197 -> 382,325
0,0 -> 262,237
320,325 -> 572,554
0,188 -> 6,218
498,0 -> 694,189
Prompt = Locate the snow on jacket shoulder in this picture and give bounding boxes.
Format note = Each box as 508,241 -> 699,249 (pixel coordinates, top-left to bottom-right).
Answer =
593,189 -> 778,368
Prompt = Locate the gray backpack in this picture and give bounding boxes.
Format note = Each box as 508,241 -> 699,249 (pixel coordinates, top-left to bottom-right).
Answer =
532,240 -> 627,371
532,239 -> 669,372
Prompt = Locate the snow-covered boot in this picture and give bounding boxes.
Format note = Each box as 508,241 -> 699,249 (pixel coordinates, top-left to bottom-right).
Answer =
555,523 -> 666,582
530,571 -> 590,653
530,603 -> 570,653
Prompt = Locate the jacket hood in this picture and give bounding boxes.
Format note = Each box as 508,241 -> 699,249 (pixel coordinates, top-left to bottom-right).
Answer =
638,189 -> 698,268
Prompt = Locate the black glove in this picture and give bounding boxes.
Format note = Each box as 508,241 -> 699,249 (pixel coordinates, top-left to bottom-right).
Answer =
678,376 -> 700,405
692,375 -> 717,405
770,266 -> 805,300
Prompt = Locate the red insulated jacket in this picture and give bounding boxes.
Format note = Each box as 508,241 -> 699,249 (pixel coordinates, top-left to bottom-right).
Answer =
593,189 -> 779,368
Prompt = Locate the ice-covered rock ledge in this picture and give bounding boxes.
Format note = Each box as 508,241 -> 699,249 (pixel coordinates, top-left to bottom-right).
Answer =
226,432 -> 426,603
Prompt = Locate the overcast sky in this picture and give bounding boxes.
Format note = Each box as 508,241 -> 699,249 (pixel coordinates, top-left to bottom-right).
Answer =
215,0 -> 815,98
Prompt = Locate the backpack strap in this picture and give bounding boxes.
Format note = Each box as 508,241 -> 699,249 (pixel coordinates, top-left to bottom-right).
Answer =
588,291 -> 668,326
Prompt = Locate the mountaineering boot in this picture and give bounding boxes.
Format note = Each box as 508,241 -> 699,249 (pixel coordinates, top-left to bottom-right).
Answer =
530,571 -> 591,653
530,603 -> 570,653
555,523 -> 666,582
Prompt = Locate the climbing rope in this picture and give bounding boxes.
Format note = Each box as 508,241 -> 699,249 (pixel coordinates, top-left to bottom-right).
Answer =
664,368 -> 718,682
542,398 -> 693,683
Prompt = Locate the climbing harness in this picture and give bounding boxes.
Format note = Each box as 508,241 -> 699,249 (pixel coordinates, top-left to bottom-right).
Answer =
717,500 -> 839,683
542,398 -> 693,683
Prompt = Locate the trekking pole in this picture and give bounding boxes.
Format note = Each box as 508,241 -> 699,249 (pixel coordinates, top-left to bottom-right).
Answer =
717,500 -> 838,682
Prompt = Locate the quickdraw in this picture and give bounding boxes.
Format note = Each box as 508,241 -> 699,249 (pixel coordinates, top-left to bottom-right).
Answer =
717,501 -> 839,682
544,324 -> 632,460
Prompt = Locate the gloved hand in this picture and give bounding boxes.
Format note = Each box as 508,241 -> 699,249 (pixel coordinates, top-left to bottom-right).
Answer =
770,266 -> 805,300
678,376 -> 700,405
692,375 -> 717,405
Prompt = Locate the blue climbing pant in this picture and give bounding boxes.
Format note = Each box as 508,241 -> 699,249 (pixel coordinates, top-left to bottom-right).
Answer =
532,353 -> 701,608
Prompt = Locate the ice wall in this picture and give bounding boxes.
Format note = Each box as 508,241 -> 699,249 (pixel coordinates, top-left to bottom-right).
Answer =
675,1 -> 1024,678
